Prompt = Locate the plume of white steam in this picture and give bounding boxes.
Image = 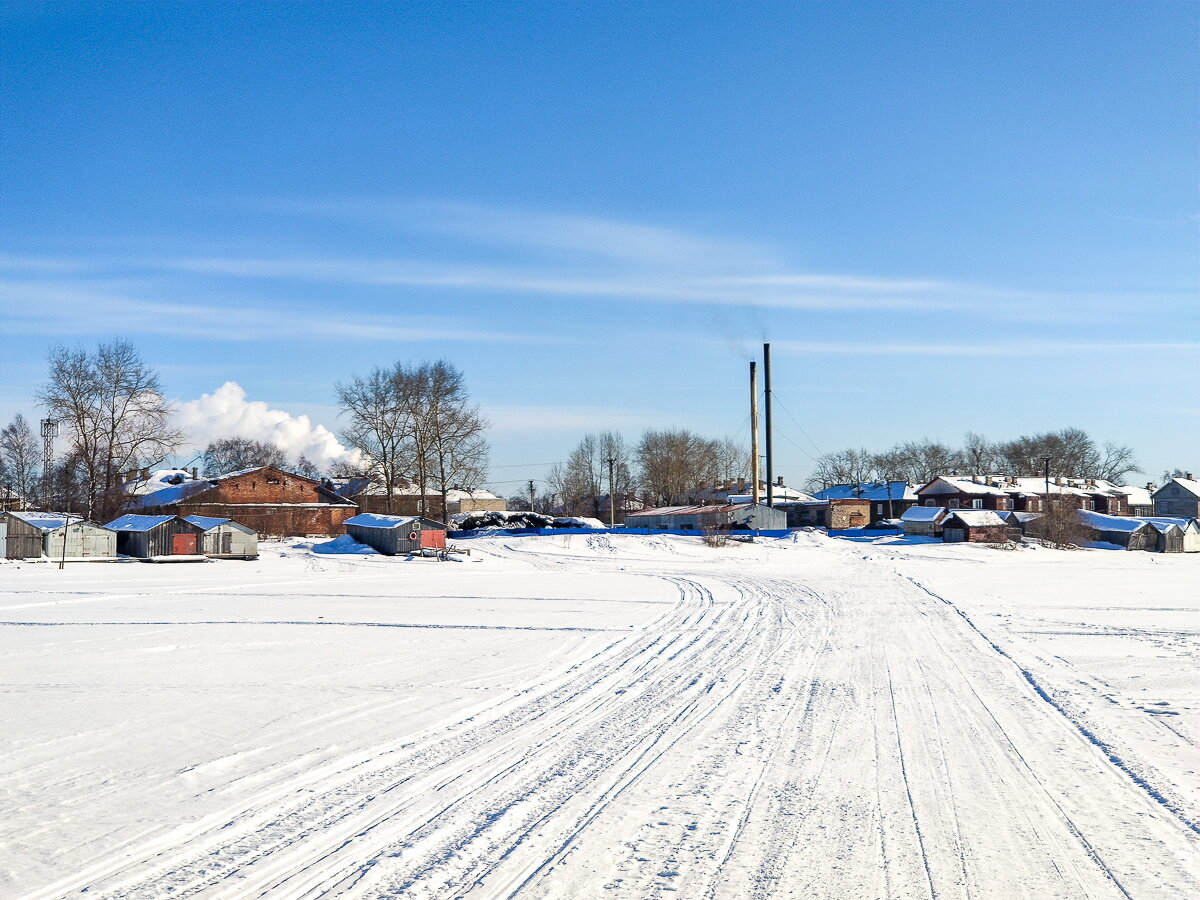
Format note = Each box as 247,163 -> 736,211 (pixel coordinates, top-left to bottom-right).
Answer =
175,382 -> 362,471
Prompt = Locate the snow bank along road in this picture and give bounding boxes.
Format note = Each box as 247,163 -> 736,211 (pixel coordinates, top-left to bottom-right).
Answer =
2,533 -> 1197,898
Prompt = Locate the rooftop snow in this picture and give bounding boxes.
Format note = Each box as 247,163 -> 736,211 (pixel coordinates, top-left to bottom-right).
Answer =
943,510 -> 1010,527
815,481 -> 918,502
345,513 -> 423,529
901,506 -> 946,522
104,514 -> 177,532
183,515 -> 232,531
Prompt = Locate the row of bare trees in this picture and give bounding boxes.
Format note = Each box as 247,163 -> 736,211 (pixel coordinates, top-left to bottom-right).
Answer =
335,360 -> 489,516
804,428 -> 1141,493
541,429 -> 750,518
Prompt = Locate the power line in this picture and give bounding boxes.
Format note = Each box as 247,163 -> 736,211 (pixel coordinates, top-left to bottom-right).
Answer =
770,394 -> 824,456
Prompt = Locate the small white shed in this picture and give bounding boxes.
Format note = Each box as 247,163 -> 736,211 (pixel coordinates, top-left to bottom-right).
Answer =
901,506 -> 947,537
184,516 -> 259,559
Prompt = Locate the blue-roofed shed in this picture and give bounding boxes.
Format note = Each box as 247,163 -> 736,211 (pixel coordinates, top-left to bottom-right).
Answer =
104,514 -> 205,558
183,516 -> 259,558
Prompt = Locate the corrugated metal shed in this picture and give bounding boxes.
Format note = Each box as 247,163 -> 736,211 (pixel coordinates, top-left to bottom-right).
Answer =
183,516 -> 259,558
105,514 -> 206,558
344,514 -> 447,555
3,512 -> 116,559
624,503 -> 786,531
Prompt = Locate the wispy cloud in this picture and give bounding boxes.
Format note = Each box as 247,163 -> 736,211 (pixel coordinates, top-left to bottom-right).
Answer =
771,339 -> 1200,357
0,278 -> 556,345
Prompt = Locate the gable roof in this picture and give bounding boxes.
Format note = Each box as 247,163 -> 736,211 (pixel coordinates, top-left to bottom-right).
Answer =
7,511 -> 86,531
917,477 -> 1010,497
104,514 -> 178,532
1077,510 -> 1152,534
942,510 -> 1010,527
814,481 -> 917,502
183,515 -> 231,530
1153,478 -> 1200,499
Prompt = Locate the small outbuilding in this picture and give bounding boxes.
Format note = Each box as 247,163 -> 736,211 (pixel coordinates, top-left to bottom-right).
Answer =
104,514 -> 206,559
1,511 -> 116,559
624,503 -> 786,532
344,514 -> 448,555
901,506 -> 947,537
941,510 -> 1018,544
1077,511 -> 1157,551
184,515 -> 259,559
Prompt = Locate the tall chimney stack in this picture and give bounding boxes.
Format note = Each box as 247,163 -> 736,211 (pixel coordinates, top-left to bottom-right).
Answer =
749,361 -> 760,506
763,342 -> 774,508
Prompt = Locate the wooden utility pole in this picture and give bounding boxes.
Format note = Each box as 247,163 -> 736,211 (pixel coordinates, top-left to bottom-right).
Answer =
528,479 -> 536,513
750,361 -> 760,506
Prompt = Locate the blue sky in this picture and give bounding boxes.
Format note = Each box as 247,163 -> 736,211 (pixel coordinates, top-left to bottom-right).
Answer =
2,1 -> 1196,490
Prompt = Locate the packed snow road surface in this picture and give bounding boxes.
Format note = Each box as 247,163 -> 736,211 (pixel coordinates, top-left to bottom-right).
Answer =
2,533 -> 1197,898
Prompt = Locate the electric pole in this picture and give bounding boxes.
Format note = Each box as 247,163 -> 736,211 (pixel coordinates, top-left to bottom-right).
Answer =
528,479 -> 536,513
1042,456 -> 1052,511
607,457 -> 616,526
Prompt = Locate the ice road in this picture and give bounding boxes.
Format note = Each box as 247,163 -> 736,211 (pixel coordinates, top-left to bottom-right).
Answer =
2,532 -> 1197,898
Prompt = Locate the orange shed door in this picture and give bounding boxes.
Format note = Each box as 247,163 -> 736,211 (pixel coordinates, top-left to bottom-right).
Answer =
420,530 -> 446,550
172,533 -> 198,555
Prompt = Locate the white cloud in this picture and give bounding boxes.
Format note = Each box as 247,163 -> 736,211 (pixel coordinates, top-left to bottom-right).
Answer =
174,382 -> 361,470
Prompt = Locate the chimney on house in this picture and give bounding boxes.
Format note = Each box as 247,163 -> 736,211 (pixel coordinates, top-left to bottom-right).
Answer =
191,467 -> 198,480
140,467 -> 150,480
1146,482 -> 1154,491
776,475 -> 783,487
1187,473 -> 1194,481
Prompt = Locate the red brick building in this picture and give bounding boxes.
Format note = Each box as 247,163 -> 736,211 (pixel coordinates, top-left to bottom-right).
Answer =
134,466 -> 357,536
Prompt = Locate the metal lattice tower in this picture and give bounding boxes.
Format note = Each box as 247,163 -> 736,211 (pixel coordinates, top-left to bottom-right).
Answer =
40,418 -> 57,504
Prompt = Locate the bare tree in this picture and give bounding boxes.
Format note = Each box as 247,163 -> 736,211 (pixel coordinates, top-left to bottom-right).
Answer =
336,364 -> 412,514
201,437 -> 288,476
0,414 -> 41,509
37,340 -> 183,520
424,361 -> 490,522
804,448 -> 875,492
960,431 -> 999,475
293,455 -> 322,479
637,428 -> 723,506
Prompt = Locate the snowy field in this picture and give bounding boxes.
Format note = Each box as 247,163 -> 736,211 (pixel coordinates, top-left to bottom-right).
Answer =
1,533 -> 1197,899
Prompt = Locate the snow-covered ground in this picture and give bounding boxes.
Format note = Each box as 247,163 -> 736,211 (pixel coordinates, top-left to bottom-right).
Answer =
1,533 -> 1196,898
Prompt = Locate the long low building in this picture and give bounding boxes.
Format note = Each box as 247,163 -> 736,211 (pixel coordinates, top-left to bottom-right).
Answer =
624,503 -> 787,531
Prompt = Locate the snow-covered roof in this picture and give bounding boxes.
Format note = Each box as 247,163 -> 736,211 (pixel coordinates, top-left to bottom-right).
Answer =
183,515 -> 231,531
1139,516 -> 1198,533
104,514 -> 177,532
942,510 -> 1010,527
1155,478 -> 1200,499
1119,485 -> 1153,507
1077,511 -> 1151,534
345,513 -> 423,529
918,477 -> 1011,497
7,511 -> 83,531
626,504 -> 739,517
814,481 -> 917,502
901,506 -> 945,522
727,490 -> 818,504
1010,512 -> 1043,523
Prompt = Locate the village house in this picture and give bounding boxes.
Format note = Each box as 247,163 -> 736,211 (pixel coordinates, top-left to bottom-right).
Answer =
131,466 -> 357,537
812,481 -> 917,524
1152,476 -> 1200,519
1120,483 -> 1156,517
333,479 -> 504,520
917,475 -> 1132,515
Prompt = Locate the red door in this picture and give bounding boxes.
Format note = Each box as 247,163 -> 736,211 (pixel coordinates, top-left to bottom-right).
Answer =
172,533 -> 198,555
420,530 -> 446,550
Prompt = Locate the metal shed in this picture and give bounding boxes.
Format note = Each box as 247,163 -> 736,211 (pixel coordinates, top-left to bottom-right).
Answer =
901,506 -> 947,537
344,514 -> 448,555
184,515 -> 259,559
104,514 -> 206,558
2,511 -> 116,559
624,503 -> 786,531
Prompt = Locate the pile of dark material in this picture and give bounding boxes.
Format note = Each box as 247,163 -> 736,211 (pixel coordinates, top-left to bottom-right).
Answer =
455,511 -> 590,531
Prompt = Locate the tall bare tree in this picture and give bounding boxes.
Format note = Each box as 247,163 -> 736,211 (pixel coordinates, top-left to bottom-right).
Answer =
637,428 -> 722,506
37,340 -> 183,520
336,364 -> 412,514
422,361 -> 489,521
0,414 -> 42,509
